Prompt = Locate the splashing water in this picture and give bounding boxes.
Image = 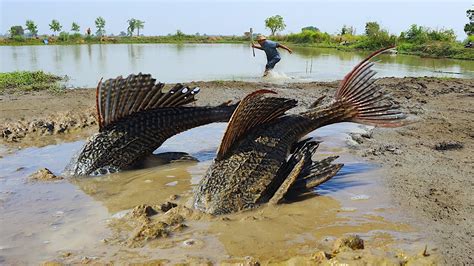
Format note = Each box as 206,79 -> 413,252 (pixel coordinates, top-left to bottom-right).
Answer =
263,70 -> 292,80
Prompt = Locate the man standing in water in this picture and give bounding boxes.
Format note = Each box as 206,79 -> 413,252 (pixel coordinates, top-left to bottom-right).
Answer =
252,35 -> 293,77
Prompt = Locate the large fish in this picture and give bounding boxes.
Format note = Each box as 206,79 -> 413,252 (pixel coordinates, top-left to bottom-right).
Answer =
193,47 -> 405,214
66,73 -> 237,176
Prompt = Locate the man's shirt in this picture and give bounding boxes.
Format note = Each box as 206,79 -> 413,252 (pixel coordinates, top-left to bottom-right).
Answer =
261,40 -> 281,61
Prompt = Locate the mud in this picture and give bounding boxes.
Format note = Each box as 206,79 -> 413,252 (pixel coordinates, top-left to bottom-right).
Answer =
28,167 -> 63,181
347,77 -> 474,265
1,77 -> 472,264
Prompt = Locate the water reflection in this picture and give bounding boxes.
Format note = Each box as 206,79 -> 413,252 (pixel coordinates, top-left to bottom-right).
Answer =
98,44 -> 107,72
72,45 -> 81,67
175,43 -> 185,54
87,44 -> 92,63
1,44 -> 472,87
127,44 -> 144,68
28,45 -> 38,66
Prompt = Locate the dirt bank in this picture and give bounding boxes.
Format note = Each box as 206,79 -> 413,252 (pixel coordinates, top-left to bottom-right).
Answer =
347,77 -> 474,265
1,77 -> 473,263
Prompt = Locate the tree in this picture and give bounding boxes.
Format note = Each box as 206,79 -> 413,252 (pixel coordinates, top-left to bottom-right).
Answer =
301,26 -> 319,32
465,8 -> 474,36
175,29 -> 185,38
9,26 -> 24,37
340,25 -> 354,35
401,24 -> 428,44
127,18 -> 136,36
365,22 -> 380,37
95,16 -> 106,37
127,18 -> 145,36
135,19 -> 145,36
71,22 -> 80,33
265,15 -> 286,35
25,20 -> 38,37
49,19 -> 62,35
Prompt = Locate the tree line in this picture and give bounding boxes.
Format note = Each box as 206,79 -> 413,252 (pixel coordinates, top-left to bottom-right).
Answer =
8,17 -> 145,38
262,11 -> 473,42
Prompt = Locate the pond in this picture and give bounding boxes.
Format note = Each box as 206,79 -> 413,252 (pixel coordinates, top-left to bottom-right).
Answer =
1,43 -> 473,87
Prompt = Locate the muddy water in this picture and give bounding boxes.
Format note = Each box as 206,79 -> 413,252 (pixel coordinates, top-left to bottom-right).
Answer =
0,123 -> 432,264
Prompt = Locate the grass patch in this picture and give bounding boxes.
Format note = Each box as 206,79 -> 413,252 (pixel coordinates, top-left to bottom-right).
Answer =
0,71 -> 65,94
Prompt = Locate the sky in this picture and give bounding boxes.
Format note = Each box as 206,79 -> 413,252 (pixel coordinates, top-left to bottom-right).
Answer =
1,0 -> 473,39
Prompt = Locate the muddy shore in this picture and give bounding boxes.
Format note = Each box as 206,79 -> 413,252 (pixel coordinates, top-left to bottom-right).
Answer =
1,77 -> 473,264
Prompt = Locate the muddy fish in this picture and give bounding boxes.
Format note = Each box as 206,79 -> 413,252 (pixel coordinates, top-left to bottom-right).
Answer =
193,47 -> 405,214
66,73 -> 237,176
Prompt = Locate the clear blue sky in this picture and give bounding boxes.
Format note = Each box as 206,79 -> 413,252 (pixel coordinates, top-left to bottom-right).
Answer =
1,0 -> 472,39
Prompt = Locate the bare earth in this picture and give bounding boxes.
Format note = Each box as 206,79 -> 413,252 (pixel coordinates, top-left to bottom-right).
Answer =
0,77 -> 473,264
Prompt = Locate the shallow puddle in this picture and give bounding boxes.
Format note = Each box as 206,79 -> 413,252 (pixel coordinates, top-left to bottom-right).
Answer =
0,123 -> 433,264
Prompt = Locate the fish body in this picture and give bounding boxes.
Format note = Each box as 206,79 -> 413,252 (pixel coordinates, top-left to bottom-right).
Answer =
194,47 -> 405,214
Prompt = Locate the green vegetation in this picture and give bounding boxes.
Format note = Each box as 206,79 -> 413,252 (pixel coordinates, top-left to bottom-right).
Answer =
465,9 -> 473,35
95,17 -> 106,37
275,21 -> 473,60
9,26 -> 24,37
25,20 -> 38,37
127,18 -> 145,36
286,29 -> 331,44
395,25 -> 471,59
340,25 -> 355,35
2,11 -> 473,60
49,19 -> 62,35
0,33 -> 248,46
265,15 -> 286,36
71,22 -> 80,33
0,71 -> 65,94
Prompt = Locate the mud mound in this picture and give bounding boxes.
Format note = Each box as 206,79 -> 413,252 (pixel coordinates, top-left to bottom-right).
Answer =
29,168 -> 63,181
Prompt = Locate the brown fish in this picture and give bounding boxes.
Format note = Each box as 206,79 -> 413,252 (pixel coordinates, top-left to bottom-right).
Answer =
65,73 -> 237,176
193,47 -> 405,214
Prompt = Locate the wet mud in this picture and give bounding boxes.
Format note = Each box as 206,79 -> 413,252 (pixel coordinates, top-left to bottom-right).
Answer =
1,77 -> 472,264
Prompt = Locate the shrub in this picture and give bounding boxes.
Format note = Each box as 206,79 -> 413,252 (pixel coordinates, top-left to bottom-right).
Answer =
353,31 -> 396,50
70,33 -> 82,40
400,24 -> 457,44
286,30 -> 331,44
58,31 -> 69,41
0,71 -> 63,93
12,35 -> 25,42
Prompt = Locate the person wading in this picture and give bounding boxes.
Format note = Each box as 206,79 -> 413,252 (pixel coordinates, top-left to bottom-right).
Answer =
252,35 -> 292,77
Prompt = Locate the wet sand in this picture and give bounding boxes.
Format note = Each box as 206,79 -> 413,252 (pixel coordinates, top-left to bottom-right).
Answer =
1,77 -> 473,264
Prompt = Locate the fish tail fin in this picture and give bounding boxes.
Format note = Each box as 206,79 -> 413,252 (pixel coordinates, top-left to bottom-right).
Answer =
303,46 -> 405,128
334,46 -> 406,127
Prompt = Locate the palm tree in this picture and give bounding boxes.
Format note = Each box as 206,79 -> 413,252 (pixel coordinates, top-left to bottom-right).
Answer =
71,22 -> 80,33
127,18 -> 136,36
135,20 -> 145,36
127,18 -> 145,36
25,20 -> 38,37
95,17 -> 106,37
49,19 -> 62,36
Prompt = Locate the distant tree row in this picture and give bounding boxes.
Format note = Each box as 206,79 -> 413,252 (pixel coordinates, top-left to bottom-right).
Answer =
264,10 -> 473,38
465,8 -> 474,36
8,17 -> 145,37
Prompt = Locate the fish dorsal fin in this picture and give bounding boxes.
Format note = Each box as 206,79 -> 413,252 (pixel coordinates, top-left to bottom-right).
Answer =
216,89 -> 297,160
96,73 -> 200,130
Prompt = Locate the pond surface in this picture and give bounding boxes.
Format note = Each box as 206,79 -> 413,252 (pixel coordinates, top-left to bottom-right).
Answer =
0,123 -> 431,264
1,43 -> 473,87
